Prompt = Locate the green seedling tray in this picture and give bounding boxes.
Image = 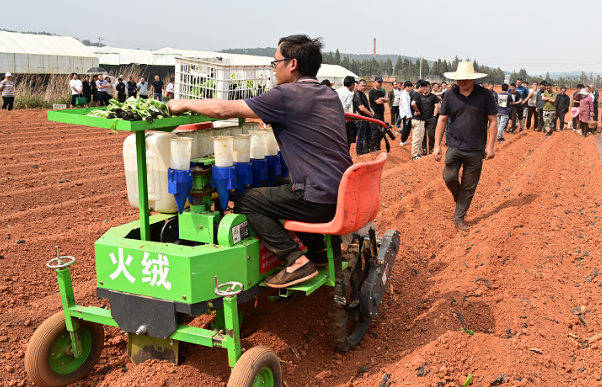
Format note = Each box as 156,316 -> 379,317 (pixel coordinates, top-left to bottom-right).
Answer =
47,107 -> 215,132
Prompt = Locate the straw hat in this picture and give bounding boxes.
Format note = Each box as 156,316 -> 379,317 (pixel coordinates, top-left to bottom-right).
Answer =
444,62 -> 487,80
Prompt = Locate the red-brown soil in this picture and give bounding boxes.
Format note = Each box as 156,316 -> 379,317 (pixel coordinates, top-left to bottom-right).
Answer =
1,108 -> 602,387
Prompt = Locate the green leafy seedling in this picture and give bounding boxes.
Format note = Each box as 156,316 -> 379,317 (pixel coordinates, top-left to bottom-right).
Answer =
463,374 -> 473,386
461,327 -> 474,335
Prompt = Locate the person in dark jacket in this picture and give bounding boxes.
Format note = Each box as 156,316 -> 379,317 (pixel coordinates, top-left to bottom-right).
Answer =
555,86 -> 571,131
82,75 -> 91,108
116,78 -> 126,103
127,77 -> 138,98
91,75 -> 99,107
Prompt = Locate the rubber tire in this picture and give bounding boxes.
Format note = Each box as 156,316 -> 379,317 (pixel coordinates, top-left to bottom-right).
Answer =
329,303 -> 371,352
25,311 -> 105,387
227,346 -> 282,387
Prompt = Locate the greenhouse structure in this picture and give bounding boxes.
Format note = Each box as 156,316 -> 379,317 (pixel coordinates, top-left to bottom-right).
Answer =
0,31 -> 98,74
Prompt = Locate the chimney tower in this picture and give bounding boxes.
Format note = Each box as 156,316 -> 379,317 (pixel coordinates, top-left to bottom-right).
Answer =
373,39 -> 376,59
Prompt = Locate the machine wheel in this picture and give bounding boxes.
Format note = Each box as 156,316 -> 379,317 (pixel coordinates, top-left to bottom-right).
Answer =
25,311 -> 105,387
329,303 -> 371,352
227,346 -> 282,387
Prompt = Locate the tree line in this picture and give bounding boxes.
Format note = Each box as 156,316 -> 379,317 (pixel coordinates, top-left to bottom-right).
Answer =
323,49 -> 600,87
323,50 -> 508,84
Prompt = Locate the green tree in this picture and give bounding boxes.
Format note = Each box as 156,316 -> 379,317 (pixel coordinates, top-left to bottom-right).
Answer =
339,56 -> 350,70
430,60 -> 440,80
451,55 -> 460,71
384,58 -> 393,77
333,49 -> 341,66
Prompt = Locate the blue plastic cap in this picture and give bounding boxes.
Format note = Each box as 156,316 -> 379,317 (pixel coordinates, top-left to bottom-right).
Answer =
168,169 -> 193,214
265,154 -> 281,187
234,162 -> 253,196
211,166 -> 237,210
251,158 -> 268,188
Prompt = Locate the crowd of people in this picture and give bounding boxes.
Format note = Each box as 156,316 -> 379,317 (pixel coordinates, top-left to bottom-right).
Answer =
328,75 -> 600,158
327,63 -> 602,232
493,79 -> 598,141
333,74 -> 459,160
334,62 -> 499,232
68,73 -> 176,108
0,71 -> 176,111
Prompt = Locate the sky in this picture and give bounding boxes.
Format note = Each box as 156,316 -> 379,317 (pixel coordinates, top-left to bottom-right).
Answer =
6,0 -> 602,76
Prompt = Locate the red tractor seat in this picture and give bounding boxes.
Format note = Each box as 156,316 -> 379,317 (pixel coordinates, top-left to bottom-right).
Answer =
284,152 -> 387,235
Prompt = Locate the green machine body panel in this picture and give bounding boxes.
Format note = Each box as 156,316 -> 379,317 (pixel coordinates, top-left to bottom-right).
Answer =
178,210 -> 220,244
95,214 -> 282,305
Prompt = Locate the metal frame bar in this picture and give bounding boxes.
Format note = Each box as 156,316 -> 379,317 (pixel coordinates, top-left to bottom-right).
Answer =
56,268 -> 83,358
326,235 -> 336,286
135,131 -> 151,241
58,261 -> 242,367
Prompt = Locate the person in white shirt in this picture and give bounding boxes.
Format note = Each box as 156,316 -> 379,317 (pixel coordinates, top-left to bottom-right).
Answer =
397,80 -> 413,145
69,73 -> 83,108
166,77 -> 176,100
336,76 -> 357,150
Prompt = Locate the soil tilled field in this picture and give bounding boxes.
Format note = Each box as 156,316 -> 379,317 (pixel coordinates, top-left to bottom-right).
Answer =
1,109 -> 602,387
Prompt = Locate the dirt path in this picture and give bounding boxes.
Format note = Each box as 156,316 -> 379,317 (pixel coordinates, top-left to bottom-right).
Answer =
1,109 -> 602,387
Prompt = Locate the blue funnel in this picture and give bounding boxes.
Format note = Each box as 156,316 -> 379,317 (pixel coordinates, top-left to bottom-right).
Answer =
211,166 -> 237,210
266,154 -> 281,187
234,162 -> 253,196
168,169 -> 193,214
251,158 -> 267,188
278,151 -> 289,178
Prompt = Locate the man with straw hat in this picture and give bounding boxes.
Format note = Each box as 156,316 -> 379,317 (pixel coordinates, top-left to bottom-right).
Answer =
432,62 -> 498,233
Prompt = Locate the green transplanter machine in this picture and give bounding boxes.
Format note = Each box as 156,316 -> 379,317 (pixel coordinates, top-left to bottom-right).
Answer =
24,107 -> 399,387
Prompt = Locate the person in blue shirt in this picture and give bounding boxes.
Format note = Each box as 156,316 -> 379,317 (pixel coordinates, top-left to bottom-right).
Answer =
514,78 -> 529,131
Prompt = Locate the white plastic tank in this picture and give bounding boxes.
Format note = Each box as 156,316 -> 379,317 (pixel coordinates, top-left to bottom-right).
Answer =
123,131 -> 186,214
242,122 -> 259,134
197,129 -> 214,158
213,120 -> 242,136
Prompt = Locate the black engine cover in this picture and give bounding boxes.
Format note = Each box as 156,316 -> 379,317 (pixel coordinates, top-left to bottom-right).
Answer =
359,230 -> 400,320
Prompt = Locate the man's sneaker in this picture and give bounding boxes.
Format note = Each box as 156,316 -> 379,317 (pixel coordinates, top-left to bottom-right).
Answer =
545,132 -> 552,137
396,128 -> 403,134
412,155 -> 422,161
422,149 -> 428,155
455,221 -> 470,233
400,141 -> 410,146
497,137 -> 506,143
264,261 -> 318,288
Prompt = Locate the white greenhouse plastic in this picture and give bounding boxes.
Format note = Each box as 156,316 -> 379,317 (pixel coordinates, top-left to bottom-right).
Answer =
0,31 -> 98,74
317,64 -> 360,87
86,46 -> 152,65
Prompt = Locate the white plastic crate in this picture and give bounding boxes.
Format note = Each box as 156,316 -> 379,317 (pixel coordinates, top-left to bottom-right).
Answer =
175,57 -> 274,100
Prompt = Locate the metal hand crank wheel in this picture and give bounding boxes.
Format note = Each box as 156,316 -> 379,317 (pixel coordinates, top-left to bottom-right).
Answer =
46,256 -> 76,269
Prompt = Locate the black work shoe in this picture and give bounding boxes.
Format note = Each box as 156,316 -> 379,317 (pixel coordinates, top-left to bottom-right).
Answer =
308,250 -> 329,267
545,132 -> 552,137
455,221 -> 470,233
264,261 -> 318,288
